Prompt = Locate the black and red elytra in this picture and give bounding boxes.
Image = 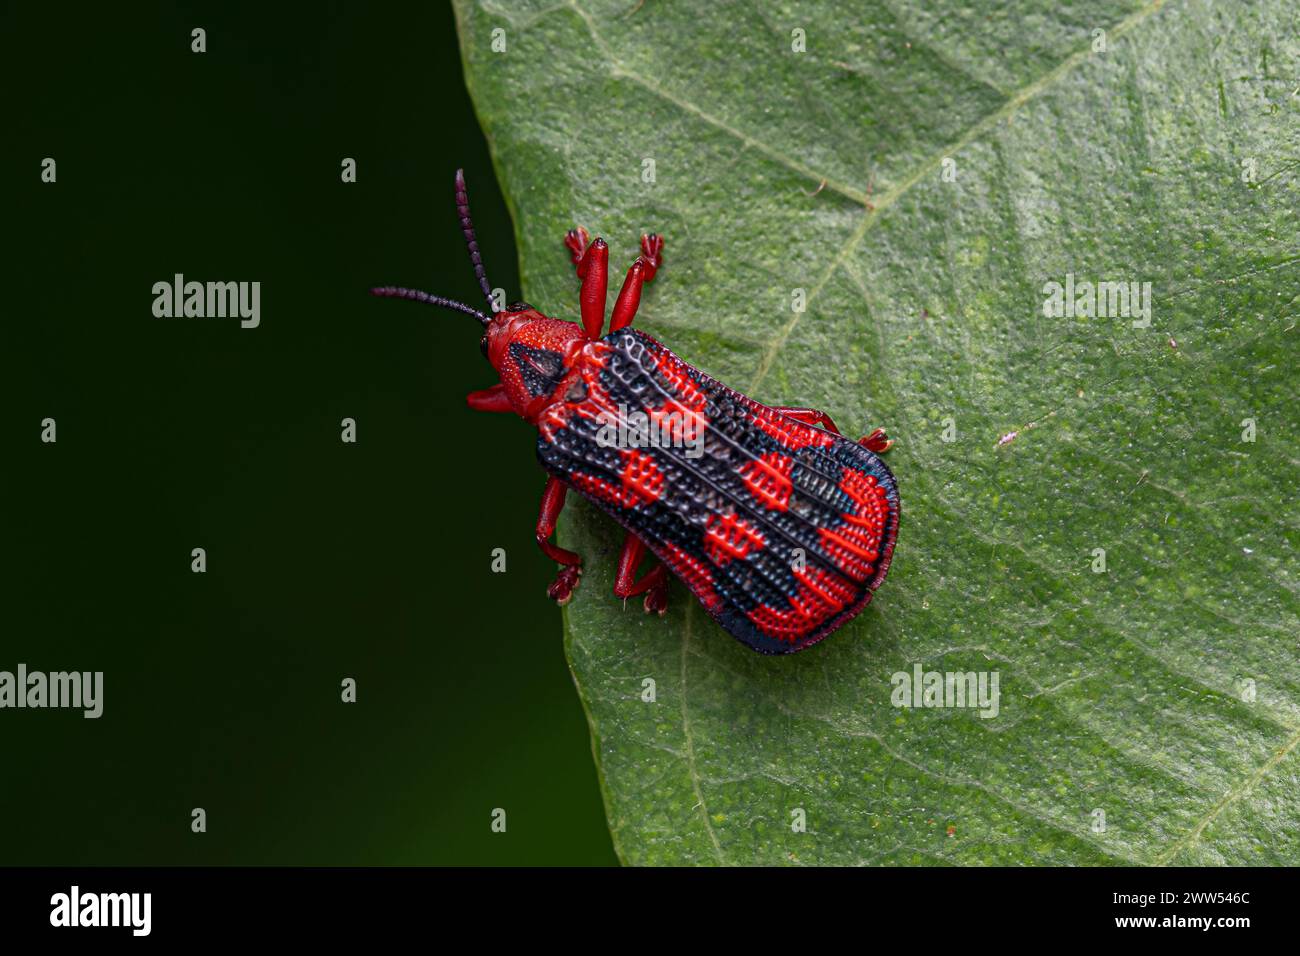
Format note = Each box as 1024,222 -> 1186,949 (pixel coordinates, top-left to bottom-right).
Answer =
372,170 -> 899,655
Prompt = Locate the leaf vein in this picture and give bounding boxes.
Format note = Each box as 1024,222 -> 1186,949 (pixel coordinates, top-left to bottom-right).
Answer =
1156,722 -> 1300,864
566,0 -> 871,205
747,0 -> 1171,392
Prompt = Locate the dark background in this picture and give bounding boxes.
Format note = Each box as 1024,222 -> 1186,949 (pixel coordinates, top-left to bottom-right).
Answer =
2,1 -> 619,865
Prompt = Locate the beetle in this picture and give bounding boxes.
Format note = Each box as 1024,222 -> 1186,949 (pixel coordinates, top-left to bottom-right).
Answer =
372,170 -> 899,654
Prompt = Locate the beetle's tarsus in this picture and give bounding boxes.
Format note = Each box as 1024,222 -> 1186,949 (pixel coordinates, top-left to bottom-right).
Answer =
639,233 -> 664,282
548,565 -> 582,605
644,584 -> 669,616
860,428 -> 893,454
565,227 -> 591,278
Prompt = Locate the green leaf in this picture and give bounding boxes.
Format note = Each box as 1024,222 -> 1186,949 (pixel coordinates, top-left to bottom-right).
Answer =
454,0 -> 1299,865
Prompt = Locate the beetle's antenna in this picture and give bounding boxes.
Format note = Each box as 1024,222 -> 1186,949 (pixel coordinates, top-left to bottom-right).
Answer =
454,168 -> 496,315
368,286 -> 491,327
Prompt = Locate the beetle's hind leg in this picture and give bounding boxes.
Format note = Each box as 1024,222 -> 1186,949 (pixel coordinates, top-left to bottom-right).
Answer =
613,532 -> 669,616
860,428 -> 894,453
536,477 -> 583,605
773,405 -> 893,453
772,405 -> 842,433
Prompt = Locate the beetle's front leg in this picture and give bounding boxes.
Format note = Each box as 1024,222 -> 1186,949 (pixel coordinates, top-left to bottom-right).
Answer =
467,383 -> 512,413
564,226 -> 590,278
535,476 -> 582,604
613,532 -> 669,615
771,405 -> 893,453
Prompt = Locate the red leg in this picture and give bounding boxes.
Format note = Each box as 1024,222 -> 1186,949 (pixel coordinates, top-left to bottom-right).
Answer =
860,428 -> 894,453
578,237 -> 609,341
466,383 -> 512,413
606,233 -> 668,332
613,532 -> 669,615
639,233 -> 663,282
772,405 -> 843,434
609,259 -> 645,332
564,227 -> 590,278
536,477 -> 582,604
772,405 -> 893,453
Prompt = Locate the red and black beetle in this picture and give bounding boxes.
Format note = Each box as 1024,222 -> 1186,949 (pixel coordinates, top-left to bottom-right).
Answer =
373,170 -> 899,654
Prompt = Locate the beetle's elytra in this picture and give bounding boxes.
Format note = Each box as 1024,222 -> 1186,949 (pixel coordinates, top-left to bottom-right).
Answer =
373,170 -> 899,654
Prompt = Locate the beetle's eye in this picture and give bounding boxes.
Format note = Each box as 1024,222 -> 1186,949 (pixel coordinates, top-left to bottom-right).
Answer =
506,301 -> 531,313
479,333 -> 490,359
565,378 -> 588,403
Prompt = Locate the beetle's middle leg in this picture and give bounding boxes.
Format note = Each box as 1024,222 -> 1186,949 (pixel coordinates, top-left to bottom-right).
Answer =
613,532 -> 669,615
772,405 -> 842,433
773,405 -> 894,453
536,476 -> 583,605
609,235 -> 666,332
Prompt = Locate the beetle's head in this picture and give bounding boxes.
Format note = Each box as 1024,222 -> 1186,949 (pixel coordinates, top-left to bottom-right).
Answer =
370,168 -> 587,421
479,303 -> 587,419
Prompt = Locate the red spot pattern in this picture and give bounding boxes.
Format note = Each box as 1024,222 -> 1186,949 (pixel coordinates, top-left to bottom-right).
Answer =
703,512 -> 766,566
794,565 -> 859,607
537,341 -> 616,441
739,452 -> 794,511
819,469 -> 890,580
620,449 -> 664,505
818,526 -> 880,579
659,540 -> 722,611
645,402 -> 709,446
748,566 -> 857,644
644,351 -> 710,446
653,350 -> 707,411
746,465 -> 892,644
568,449 -> 663,510
567,471 -> 623,507
749,410 -> 835,449
537,400 -> 571,441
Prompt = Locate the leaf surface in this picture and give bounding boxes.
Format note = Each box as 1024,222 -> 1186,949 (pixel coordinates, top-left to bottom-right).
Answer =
455,0 -> 1300,864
